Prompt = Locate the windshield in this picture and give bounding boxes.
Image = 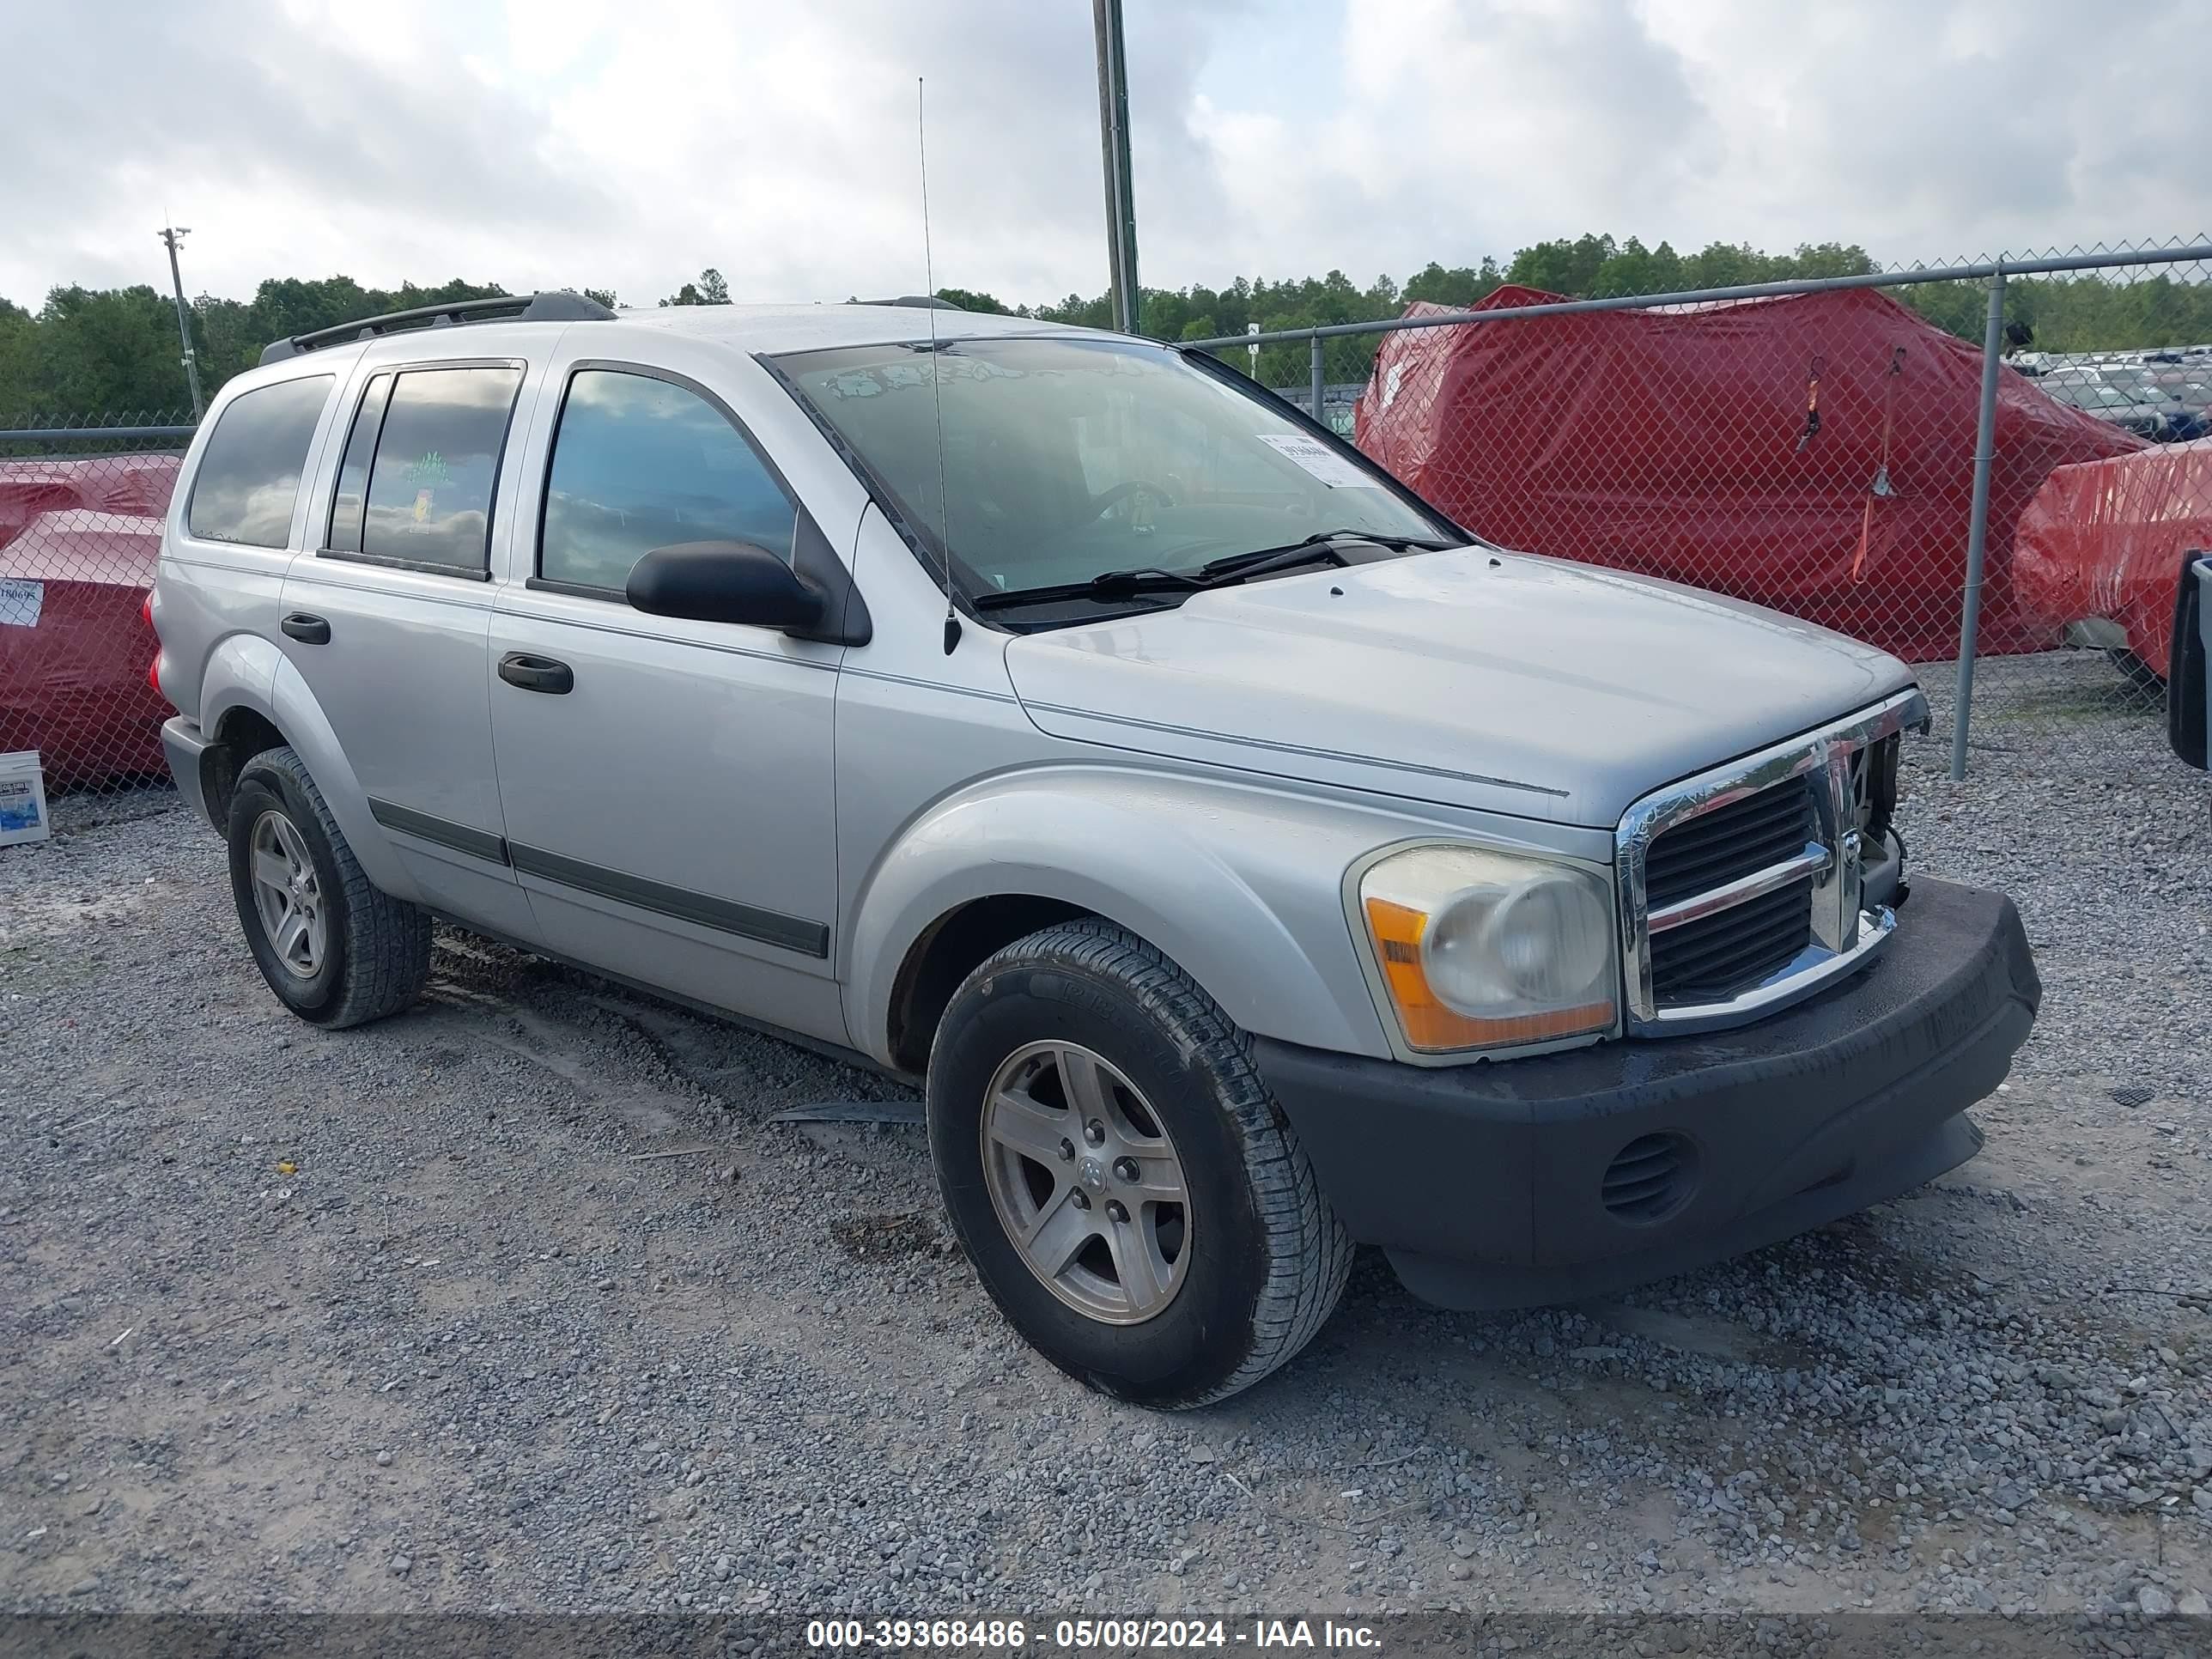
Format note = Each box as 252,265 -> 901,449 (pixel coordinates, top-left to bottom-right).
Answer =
775,335 -> 1453,602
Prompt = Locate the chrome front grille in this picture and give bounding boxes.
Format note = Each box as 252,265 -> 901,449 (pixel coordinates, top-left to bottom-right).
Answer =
1644,776 -> 1820,1003
1617,690 -> 1925,1036
1650,869 -> 1816,1002
1644,775 -> 1819,910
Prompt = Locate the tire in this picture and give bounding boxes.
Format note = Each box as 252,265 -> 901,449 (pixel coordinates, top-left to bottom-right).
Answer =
927,918 -> 1352,1407
226,744 -> 432,1028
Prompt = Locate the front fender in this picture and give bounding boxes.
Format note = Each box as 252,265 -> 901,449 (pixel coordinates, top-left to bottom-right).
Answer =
843,766 -> 1507,1068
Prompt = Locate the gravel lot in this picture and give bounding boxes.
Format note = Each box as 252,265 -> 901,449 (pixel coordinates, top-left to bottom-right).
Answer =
3,659 -> 2208,1629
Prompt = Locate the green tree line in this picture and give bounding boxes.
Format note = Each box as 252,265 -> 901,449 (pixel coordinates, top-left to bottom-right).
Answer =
5,237 -> 2209,421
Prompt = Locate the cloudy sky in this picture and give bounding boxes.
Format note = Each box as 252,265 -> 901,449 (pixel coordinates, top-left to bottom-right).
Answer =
6,0 -> 2207,315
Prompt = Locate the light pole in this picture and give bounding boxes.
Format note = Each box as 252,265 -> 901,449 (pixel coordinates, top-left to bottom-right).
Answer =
1091,0 -> 1139,334
157,225 -> 205,419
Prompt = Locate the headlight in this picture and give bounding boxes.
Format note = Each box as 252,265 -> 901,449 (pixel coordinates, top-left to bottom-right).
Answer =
1356,844 -> 1617,1054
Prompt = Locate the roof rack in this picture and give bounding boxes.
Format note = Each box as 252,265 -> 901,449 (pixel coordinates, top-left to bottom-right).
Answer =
853,295 -> 963,311
258,291 -> 617,366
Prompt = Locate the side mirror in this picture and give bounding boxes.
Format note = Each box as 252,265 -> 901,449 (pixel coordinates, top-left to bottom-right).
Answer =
2169,550 -> 2209,771
626,540 -> 828,635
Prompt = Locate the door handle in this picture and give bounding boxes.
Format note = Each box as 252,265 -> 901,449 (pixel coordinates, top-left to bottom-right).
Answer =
498,652 -> 574,695
280,612 -> 331,645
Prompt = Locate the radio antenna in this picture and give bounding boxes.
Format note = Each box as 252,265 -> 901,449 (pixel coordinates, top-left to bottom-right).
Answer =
918,76 -> 961,655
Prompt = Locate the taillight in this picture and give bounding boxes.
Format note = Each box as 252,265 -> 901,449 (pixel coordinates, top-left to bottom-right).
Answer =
149,655 -> 164,696
142,589 -> 154,630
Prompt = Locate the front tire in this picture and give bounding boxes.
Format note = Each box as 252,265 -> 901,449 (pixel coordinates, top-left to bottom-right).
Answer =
927,919 -> 1352,1407
226,745 -> 431,1028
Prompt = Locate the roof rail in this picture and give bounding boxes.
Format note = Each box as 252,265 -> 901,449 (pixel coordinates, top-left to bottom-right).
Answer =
853,295 -> 963,311
258,291 -> 617,366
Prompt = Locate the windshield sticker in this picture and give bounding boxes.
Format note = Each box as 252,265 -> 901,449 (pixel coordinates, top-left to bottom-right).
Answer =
403,450 -> 450,532
817,357 -> 1033,402
0,577 -> 42,628
1255,433 -> 1379,489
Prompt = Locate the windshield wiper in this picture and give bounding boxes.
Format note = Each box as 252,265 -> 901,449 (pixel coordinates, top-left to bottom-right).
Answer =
1194,528 -> 1453,584
969,529 -> 1458,612
969,566 -> 1200,611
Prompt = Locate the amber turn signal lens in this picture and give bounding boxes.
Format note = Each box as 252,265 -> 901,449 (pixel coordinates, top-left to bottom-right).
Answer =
1363,895 -> 1611,1051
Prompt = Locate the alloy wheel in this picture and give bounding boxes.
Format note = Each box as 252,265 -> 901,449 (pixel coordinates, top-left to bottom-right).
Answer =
979,1040 -> 1192,1325
248,809 -> 327,978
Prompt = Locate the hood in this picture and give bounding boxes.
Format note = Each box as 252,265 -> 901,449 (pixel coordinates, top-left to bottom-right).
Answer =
1004,548 -> 1917,827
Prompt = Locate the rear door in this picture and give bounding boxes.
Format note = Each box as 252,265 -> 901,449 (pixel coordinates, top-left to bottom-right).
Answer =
486,349 -> 846,1044
276,356 -> 539,935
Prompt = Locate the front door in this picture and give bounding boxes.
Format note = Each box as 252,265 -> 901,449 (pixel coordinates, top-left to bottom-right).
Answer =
487,358 -> 846,1045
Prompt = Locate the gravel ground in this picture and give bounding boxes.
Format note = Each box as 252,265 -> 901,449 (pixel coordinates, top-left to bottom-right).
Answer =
2,661 -> 2208,1631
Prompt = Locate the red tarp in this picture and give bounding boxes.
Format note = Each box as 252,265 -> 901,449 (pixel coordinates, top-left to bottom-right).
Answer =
2012,437 -> 2212,678
0,456 -> 179,787
1354,286 -> 2146,661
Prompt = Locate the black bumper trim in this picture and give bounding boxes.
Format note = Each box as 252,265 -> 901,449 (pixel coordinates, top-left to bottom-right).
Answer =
1252,877 -> 2039,1309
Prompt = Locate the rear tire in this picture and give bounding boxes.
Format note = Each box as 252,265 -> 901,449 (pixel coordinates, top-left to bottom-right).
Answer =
927,919 -> 1352,1407
226,745 -> 431,1028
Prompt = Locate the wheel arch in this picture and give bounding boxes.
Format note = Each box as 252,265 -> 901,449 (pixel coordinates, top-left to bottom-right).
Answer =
846,769 -> 1405,1074
882,893 -> 1094,1076
193,645 -> 416,900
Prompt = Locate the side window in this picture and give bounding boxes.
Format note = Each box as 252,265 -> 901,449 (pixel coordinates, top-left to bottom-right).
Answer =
539,368 -> 797,593
358,366 -> 523,573
185,375 -> 334,548
325,372 -> 393,553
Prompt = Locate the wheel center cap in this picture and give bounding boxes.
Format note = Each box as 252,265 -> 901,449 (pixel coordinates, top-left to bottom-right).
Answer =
1079,1155 -> 1108,1194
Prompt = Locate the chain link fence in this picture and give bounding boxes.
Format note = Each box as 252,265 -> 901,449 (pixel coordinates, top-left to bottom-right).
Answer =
1194,239 -> 2212,780
9,246 -> 2211,797
1,413 -> 193,794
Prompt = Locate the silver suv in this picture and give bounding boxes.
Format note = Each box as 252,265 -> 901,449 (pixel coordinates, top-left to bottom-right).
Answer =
152,293 -> 2040,1407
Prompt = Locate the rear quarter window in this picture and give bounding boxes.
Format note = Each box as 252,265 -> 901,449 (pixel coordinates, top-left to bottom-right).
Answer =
185,375 -> 335,548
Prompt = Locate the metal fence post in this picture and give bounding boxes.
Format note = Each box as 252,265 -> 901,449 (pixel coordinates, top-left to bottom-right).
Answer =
1948,266 -> 2007,781
1091,0 -> 1139,336
1310,333 -> 1325,428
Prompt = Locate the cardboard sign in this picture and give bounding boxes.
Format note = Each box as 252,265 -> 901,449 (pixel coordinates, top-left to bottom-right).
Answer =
0,751 -> 50,847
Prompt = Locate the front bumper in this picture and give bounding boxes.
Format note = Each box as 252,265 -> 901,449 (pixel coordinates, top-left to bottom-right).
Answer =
1253,877 -> 2039,1310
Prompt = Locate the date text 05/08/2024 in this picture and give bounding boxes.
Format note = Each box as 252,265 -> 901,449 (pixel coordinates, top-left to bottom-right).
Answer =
804,1618 -> 1383,1650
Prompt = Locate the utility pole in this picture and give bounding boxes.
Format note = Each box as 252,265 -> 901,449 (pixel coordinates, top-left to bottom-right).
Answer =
1091,0 -> 1139,334
157,224 -> 205,419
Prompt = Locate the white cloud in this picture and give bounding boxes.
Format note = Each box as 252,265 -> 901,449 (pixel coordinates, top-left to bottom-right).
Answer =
1,0 -> 2205,319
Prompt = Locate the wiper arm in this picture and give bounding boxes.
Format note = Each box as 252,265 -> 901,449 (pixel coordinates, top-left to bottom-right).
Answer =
1193,528 -> 1455,585
969,566 -> 1200,611
969,532 -> 1456,612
